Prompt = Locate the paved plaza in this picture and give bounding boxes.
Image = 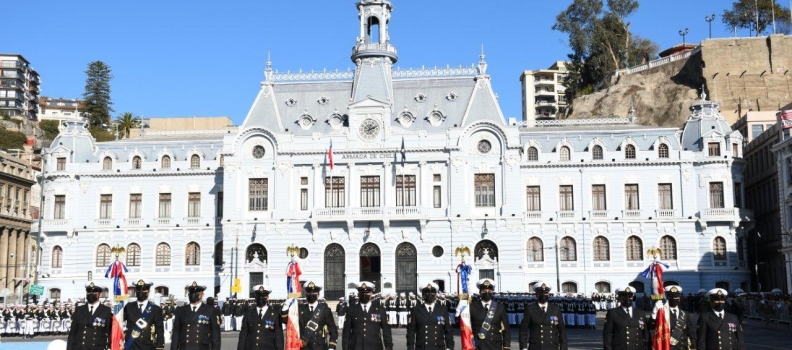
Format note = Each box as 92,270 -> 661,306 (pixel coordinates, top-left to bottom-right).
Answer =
2,314 -> 791,350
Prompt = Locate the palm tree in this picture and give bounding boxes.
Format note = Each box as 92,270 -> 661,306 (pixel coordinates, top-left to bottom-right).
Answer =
114,112 -> 140,139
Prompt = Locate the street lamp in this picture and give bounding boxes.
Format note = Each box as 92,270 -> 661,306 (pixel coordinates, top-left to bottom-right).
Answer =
679,28 -> 690,47
705,13 -> 716,38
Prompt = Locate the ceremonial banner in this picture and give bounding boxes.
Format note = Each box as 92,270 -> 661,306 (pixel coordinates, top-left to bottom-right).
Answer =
456,301 -> 474,350
285,251 -> 302,350
105,260 -> 129,302
643,249 -> 671,350
111,300 -> 125,350
327,140 -> 334,170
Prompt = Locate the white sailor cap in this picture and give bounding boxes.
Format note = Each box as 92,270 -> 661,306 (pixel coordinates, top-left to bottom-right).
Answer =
706,288 -> 728,299
356,281 -> 375,292
420,282 -> 440,293
664,285 -> 683,294
251,285 -> 272,295
476,278 -> 496,290
84,281 -> 104,292
533,281 -> 552,292
615,286 -> 636,295
303,280 -> 322,292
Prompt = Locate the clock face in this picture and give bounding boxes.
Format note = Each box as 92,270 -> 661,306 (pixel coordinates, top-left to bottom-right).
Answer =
359,119 -> 380,141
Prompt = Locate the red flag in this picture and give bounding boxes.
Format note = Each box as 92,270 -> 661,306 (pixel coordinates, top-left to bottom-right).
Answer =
110,306 -> 124,350
652,307 -> 671,350
780,110 -> 792,129
327,140 -> 334,170
456,300 -> 475,350
285,299 -> 301,350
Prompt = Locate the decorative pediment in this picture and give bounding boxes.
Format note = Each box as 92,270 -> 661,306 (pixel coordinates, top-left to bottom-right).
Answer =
244,256 -> 269,273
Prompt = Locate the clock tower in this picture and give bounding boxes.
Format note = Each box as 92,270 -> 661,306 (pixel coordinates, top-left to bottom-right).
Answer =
348,0 -> 396,144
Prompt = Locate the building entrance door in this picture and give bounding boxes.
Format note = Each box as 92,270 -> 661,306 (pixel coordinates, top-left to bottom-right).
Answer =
395,242 -> 417,296
360,243 -> 381,292
324,244 -> 345,299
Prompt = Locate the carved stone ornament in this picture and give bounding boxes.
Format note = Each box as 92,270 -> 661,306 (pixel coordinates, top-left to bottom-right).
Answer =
682,169 -> 692,181
276,161 -> 291,175
505,155 -> 519,168
225,164 -> 237,174
451,157 -> 466,172
244,257 -> 269,273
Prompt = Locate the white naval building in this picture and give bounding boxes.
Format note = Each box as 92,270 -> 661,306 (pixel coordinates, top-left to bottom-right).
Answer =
35,0 -> 750,301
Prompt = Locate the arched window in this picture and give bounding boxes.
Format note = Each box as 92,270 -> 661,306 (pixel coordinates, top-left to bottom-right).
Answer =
527,147 -> 538,161
628,281 -> 646,294
625,144 -> 636,159
626,236 -> 643,261
246,244 -> 268,262
126,243 -> 141,266
154,286 -> 169,296
185,242 -> 200,266
49,288 -> 61,299
593,236 -> 610,261
560,146 -> 571,161
592,145 -> 603,160
658,144 -> 669,158
161,155 -> 171,169
660,236 -> 677,260
559,236 -> 576,261
102,157 -> 112,170
96,244 -> 111,267
190,154 -> 201,169
52,246 -> 63,268
132,156 -> 142,169
214,241 -> 223,266
595,281 -> 611,293
527,237 -> 544,262
713,237 -> 727,261
561,281 -> 578,294
156,243 -> 171,266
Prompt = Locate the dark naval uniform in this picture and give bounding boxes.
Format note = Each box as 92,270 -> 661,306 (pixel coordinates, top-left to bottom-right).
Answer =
237,305 -> 283,350
66,282 -> 114,350
342,282 -> 393,350
602,307 -> 650,350
696,311 -> 745,350
519,303 -> 567,350
470,300 -> 510,350
170,282 -> 221,350
666,307 -> 694,350
298,302 -> 339,350
123,300 -> 165,350
406,302 -> 453,350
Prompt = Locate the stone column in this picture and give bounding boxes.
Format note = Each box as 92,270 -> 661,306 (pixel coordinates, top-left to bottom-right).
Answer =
383,161 -> 391,207
313,164 -> 323,208
7,229 -> 17,292
23,231 -> 31,281
15,230 -> 25,288
0,227 -> 8,290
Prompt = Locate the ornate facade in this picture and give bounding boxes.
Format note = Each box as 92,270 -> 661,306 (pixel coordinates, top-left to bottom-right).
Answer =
36,0 -> 750,300
0,150 -> 35,302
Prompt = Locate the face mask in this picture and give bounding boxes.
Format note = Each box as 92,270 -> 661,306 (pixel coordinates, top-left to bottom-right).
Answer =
711,303 -> 724,312
668,297 -> 680,308
137,292 -> 149,302
480,292 -> 493,302
306,294 -> 318,303
188,292 -> 202,303
86,294 -> 99,304
619,296 -> 632,306
423,293 -> 436,304
359,293 -> 371,304
537,293 -> 549,303
255,296 -> 268,307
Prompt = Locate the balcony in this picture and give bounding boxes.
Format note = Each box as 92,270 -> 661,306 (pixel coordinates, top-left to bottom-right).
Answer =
95,219 -> 112,227
622,210 -> 642,219
557,211 -> 575,220
154,218 -> 171,226
40,219 -> 71,231
655,209 -> 677,218
698,208 -> 740,221
312,206 -> 427,221
351,42 -> 398,62
589,210 -> 608,219
524,211 -> 542,220
535,89 -> 556,96
124,218 -> 143,227
184,217 -> 201,226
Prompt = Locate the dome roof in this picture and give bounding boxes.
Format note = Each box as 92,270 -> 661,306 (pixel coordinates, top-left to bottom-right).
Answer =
680,98 -> 733,152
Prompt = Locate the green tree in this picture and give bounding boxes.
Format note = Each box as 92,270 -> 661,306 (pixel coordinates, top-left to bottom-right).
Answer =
88,127 -> 116,142
39,120 -> 61,140
722,0 -> 791,36
0,127 -> 29,150
82,61 -> 114,128
553,0 -> 658,105
114,112 -> 140,139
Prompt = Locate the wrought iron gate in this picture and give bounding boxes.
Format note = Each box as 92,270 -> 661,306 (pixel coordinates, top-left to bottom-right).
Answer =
395,242 -> 417,295
324,244 -> 345,300
360,243 -> 381,292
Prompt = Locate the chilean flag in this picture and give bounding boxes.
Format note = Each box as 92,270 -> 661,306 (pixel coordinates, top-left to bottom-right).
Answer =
327,140 -> 334,170
111,305 -> 125,350
456,300 -> 474,350
104,260 -> 128,301
285,260 -> 302,350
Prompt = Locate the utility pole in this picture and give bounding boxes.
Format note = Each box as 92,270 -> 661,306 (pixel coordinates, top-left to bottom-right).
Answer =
555,235 -> 561,293
30,152 -> 46,287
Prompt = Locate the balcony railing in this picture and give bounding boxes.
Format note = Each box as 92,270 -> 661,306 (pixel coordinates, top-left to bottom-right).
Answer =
155,218 -> 171,225
589,210 -> 608,219
699,208 -> 740,221
622,210 -> 642,219
313,206 -> 427,219
184,217 -> 201,225
42,219 -> 71,227
524,211 -> 542,219
124,218 -> 143,227
655,209 -> 676,218
95,219 -> 112,227
557,211 -> 575,220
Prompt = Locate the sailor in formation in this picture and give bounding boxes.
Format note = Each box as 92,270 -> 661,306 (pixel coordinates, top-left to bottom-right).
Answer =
518,282 -> 567,350
123,279 -> 165,350
169,281 -> 222,350
406,281 -> 454,350
469,278 -> 510,350
342,281 -> 393,350
237,284 -> 283,350
602,286 -> 649,350
66,282 -> 113,350
696,288 -> 745,350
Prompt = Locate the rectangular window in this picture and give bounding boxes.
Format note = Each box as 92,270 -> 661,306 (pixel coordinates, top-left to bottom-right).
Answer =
433,174 -> 441,182
433,186 -> 441,208
129,194 -> 142,218
592,185 -> 606,210
734,183 -> 742,208
158,193 -> 171,218
325,177 -> 345,208
54,195 -> 66,220
216,191 -> 223,218
396,175 -> 416,206
188,192 -> 201,217
624,184 -> 640,210
658,184 -> 673,209
474,174 -> 495,207
301,189 -> 308,210
526,186 -> 541,211
710,182 -> 724,208
56,157 -> 66,171
559,185 -> 574,211
708,142 -> 721,157
732,143 -> 739,157
360,176 -> 381,207
99,194 -> 112,219
248,178 -> 268,211
751,124 -> 764,139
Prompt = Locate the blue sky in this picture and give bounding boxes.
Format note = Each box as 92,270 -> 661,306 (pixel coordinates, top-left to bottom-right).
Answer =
7,0 -> 779,124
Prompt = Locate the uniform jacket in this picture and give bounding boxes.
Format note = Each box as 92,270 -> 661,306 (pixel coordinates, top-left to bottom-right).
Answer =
648,307 -> 695,350
696,311 -> 745,350
169,303 -> 222,350
123,301 -> 165,350
336,302 -> 348,317
66,303 -> 113,350
406,303 -> 453,350
470,300 -> 511,350
342,302 -> 393,350
519,303 -> 567,350
237,305 -> 284,350
603,307 -> 650,350
294,302 -> 339,350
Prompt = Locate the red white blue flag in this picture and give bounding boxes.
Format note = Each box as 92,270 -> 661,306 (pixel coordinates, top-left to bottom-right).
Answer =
327,140 -> 334,170
104,260 -> 128,301
779,110 -> 792,129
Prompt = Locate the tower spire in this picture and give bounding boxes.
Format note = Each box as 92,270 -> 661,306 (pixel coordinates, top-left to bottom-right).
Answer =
264,50 -> 273,82
478,43 -> 488,75
351,0 -> 397,64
